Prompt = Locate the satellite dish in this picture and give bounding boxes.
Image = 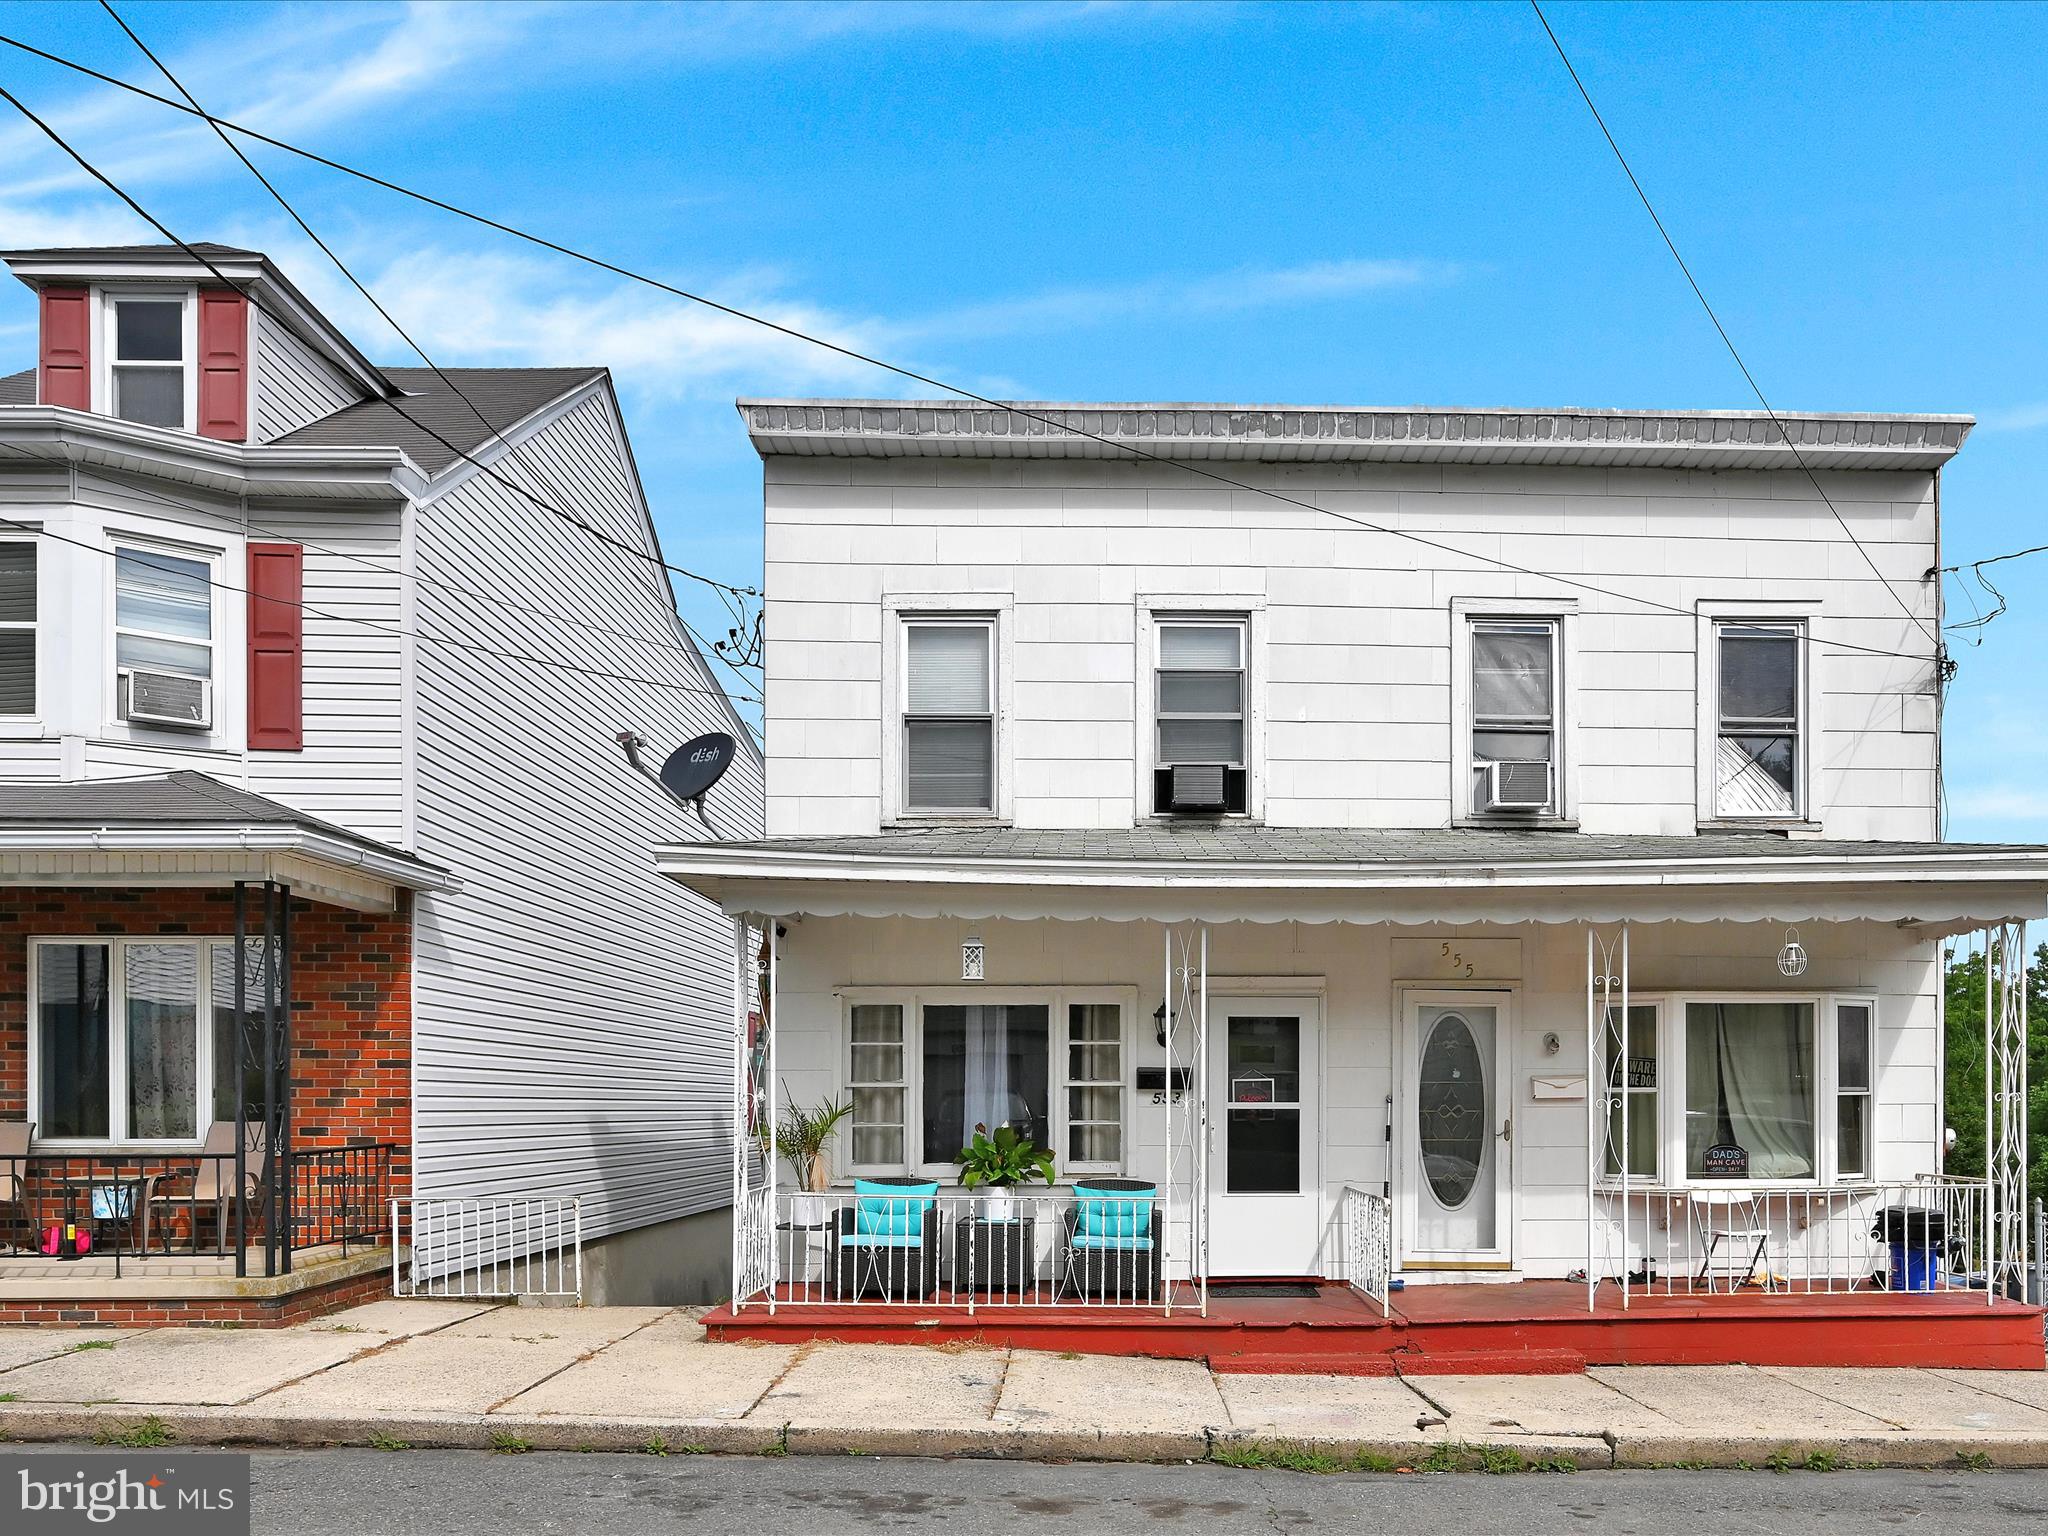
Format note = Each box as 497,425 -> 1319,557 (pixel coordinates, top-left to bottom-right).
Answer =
660,731 -> 737,806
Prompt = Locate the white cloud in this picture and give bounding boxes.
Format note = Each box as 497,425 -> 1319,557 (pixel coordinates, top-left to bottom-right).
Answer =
1976,402 -> 2048,433
1947,786 -> 2048,823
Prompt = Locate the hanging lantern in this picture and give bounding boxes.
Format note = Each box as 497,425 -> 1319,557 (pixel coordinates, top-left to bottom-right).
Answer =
1777,927 -> 1808,978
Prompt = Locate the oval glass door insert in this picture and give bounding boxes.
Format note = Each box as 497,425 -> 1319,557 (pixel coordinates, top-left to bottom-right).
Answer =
1418,1012 -> 1487,1209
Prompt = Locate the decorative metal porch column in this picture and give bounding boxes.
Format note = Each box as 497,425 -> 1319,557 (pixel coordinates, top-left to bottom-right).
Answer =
1585,924 -> 1628,1313
729,917 -> 775,1309
231,880 -> 292,1280
1162,925 -> 1210,1317
1987,920 -> 2030,1299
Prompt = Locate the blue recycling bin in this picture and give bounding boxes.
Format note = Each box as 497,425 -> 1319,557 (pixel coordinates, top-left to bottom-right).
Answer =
1875,1206 -> 1945,1292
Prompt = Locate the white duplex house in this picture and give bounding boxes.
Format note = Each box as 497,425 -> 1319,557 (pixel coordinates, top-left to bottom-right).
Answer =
0,243 -> 760,1316
664,399 -> 2048,1363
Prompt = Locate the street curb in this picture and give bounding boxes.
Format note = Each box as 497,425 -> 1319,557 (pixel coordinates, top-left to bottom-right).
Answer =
4,1404 -> 2047,1469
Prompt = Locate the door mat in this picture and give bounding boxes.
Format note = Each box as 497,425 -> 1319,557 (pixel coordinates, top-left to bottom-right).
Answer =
1206,1282 -> 1322,1299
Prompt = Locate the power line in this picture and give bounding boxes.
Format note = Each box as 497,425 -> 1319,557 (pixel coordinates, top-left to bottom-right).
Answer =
88,461 -> 766,708
0,31 -> 1938,670
0,53 -> 758,612
4,512 -> 768,727
1526,0 -> 1940,655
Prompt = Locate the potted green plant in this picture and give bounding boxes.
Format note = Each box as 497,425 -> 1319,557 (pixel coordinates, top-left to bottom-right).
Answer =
774,1094 -> 852,1223
955,1123 -> 1056,1222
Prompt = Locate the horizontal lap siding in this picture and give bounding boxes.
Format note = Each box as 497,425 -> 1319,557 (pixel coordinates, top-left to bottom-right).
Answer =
252,312 -> 362,442
409,387 -> 763,1243
765,459 -> 1939,838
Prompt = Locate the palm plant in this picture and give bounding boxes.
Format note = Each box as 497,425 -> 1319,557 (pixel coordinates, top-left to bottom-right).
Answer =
773,1094 -> 853,1194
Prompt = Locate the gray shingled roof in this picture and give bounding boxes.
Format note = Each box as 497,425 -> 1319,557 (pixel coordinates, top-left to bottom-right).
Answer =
0,242 -> 260,262
0,367 -> 31,406
738,399 -> 1972,472
0,770 -> 443,870
702,825 -> 2048,865
276,366 -> 605,474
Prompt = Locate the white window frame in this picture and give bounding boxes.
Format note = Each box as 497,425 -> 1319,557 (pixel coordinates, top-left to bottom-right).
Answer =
106,532 -> 221,741
1136,595 -> 1266,820
0,534 -> 37,722
1827,995 -> 1878,1183
836,986 -> 1135,1182
1599,998 -> 1663,1182
26,935 -> 253,1150
1608,990 -> 1880,1190
882,594 -> 1014,824
1696,600 -> 1821,827
1451,596 -> 1576,824
97,286 -> 197,433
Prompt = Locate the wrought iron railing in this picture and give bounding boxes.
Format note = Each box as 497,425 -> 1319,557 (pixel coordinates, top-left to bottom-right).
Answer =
735,1189 -> 1179,1312
1592,1175 -> 1998,1303
1339,1184 -> 1393,1317
395,1197 -> 582,1301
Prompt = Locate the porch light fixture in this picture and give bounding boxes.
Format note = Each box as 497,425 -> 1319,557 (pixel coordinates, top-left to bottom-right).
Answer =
1153,1001 -> 1168,1047
961,935 -> 985,982
1777,927 -> 1808,978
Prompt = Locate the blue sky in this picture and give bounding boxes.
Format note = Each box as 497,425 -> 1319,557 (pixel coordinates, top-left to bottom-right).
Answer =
2,1 -> 2044,835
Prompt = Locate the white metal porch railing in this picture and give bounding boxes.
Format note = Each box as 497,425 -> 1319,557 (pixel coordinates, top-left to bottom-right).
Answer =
733,1190 -> 1179,1311
1591,1176 -> 1995,1303
1339,1184 -> 1393,1317
394,1197 -> 582,1301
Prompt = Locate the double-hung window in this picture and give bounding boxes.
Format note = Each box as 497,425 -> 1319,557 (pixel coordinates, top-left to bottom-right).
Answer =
109,295 -> 188,430
1153,618 -> 1248,813
114,545 -> 214,728
1601,1003 -> 1660,1179
1469,618 -> 1558,814
1714,621 -> 1802,818
1834,1000 -> 1875,1180
0,541 -> 35,715
902,619 -> 995,814
33,937 -> 262,1145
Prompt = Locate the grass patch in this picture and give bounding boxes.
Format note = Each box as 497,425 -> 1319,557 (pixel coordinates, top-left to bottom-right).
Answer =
69,1340 -> 116,1353
643,1435 -> 671,1456
1529,1454 -> 1579,1474
844,1448 -> 873,1457
0,1393 -> 17,1404
1476,1446 -> 1526,1475
1804,1450 -> 1840,1473
1957,1450 -> 1994,1472
760,1442 -> 788,1458
1420,1442 -> 1462,1474
368,1433 -> 411,1453
1350,1451 -> 1402,1473
487,1432 -> 532,1455
95,1416 -> 174,1449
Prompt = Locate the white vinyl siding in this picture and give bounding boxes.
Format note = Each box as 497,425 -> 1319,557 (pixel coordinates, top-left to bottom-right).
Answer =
251,308 -> 364,442
408,383 -> 764,1244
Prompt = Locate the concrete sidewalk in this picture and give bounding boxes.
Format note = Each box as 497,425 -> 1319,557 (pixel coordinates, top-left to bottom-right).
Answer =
3,1300 -> 2048,1470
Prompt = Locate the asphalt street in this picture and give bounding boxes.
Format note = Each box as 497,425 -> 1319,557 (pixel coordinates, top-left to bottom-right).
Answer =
210,1450 -> 2048,1534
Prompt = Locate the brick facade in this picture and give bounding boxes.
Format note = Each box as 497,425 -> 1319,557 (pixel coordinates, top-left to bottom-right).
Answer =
0,888 -> 411,1195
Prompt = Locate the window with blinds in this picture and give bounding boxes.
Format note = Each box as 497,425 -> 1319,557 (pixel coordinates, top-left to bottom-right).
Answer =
1470,618 -> 1557,813
902,619 -> 994,813
0,542 -> 35,716
1714,620 -> 1801,818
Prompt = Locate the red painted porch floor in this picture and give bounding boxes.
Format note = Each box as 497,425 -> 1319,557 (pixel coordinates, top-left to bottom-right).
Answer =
703,1280 -> 2047,1375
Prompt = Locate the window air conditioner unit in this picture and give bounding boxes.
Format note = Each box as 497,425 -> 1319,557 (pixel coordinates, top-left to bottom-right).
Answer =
1165,763 -> 1229,813
1481,759 -> 1551,812
120,668 -> 212,730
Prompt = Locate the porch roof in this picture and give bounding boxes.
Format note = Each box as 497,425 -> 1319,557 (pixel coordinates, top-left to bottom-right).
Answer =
656,825 -> 2048,932
0,771 -> 458,913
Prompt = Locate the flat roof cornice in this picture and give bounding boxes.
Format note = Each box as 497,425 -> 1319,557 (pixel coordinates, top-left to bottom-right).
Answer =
738,399 -> 1972,471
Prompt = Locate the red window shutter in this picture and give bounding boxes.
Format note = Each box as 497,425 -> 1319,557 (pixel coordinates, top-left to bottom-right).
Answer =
39,286 -> 91,411
247,542 -> 303,751
196,288 -> 248,441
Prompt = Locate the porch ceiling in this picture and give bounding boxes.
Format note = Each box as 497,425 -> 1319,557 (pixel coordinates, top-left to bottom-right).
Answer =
0,772 -> 458,913
656,826 -> 2048,934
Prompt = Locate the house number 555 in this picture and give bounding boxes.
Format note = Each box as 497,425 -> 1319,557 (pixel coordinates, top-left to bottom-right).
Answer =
1441,942 -> 1475,978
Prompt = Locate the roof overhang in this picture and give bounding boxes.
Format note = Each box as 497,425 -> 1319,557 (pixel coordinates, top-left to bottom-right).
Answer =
738,399 -> 1972,472
656,842 -> 2048,935
0,825 -> 459,914
0,406 -> 426,501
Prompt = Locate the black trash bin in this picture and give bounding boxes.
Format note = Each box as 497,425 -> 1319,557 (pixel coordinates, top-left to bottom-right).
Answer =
1873,1205 -> 1947,1291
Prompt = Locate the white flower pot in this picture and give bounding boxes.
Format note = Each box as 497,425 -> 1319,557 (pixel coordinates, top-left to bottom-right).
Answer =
790,1192 -> 825,1226
982,1190 -> 1015,1224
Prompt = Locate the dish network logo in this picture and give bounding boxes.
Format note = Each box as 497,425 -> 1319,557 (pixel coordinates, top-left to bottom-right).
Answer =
17,1464 -> 234,1523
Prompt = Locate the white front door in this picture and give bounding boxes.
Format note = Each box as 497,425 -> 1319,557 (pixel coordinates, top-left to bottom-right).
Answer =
1206,997 -> 1321,1276
1399,991 -> 1513,1268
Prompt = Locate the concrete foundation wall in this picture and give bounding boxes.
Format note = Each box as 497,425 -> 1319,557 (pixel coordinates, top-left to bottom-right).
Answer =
578,1204 -> 734,1307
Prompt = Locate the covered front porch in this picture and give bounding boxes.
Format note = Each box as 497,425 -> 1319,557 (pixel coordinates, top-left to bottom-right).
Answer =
663,825 -> 2048,1371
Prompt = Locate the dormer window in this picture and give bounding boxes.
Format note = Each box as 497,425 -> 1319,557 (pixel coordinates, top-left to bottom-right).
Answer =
108,295 -> 189,430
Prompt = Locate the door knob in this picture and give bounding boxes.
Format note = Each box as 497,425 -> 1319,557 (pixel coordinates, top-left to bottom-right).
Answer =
1499,1116 -> 1513,1144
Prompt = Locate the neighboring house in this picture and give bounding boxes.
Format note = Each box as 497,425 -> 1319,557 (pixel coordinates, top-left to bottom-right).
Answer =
664,399 -> 2048,1370
0,243 -> 760,1321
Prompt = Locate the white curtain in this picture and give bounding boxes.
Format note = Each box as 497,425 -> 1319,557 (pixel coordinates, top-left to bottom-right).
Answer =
1687,1002 -> 1814,1178
962,1005 -> 1012,1137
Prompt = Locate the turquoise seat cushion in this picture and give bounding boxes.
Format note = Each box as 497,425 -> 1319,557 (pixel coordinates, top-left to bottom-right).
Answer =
1074,1182 -> 1155,1241
840,1232 -> 924,1249
852,1179 -> 937,1240
1072,1232 -> 1154,1252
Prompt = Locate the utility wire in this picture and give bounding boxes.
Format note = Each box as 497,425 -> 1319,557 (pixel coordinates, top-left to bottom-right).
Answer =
0,33 -> 1937,670
1527,0 -> 1939,654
